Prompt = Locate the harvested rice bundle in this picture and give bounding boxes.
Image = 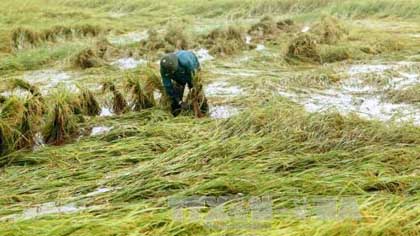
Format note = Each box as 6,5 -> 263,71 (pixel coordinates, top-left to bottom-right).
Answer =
77,85 -> 101,116
202,26 -> 249,56
312,16 -> 348,44
43,89 -> 79,145
286,33 -> 321,63
249,16 -> 278,38
142,66 -> 172,110
125,74 -> 155,111
72,48 -> 103,69
102,80 -> 129,115
186,73 -> 208,118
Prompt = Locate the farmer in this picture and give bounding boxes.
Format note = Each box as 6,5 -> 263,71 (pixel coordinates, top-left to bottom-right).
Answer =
160,50 -> 207,116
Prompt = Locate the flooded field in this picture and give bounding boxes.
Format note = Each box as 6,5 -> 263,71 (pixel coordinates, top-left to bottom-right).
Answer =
1,1 -> 420,235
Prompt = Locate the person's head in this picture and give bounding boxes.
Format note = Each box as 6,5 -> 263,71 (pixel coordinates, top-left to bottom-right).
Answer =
160,53 -> 178,74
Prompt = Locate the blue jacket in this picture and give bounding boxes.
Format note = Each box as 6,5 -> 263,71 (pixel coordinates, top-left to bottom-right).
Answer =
160,50 -> 200,104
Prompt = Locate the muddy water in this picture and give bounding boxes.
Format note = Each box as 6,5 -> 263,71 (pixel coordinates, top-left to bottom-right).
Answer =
279,63 -> 420,125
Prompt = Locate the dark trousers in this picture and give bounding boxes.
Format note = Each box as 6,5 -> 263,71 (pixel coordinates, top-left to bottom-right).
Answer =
171,83 -> 185,116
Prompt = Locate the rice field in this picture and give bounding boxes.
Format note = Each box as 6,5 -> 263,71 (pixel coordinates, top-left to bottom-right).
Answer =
0,0 -> 419,235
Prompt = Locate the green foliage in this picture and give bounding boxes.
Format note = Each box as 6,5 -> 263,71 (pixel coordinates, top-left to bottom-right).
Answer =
43,89 -> 79,145
102,80 -> 129,115
124,74 -> 155,111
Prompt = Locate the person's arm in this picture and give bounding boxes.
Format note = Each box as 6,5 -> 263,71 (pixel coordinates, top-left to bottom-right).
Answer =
160,68 -> 179,105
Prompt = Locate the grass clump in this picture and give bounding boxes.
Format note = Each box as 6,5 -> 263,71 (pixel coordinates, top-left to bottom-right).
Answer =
124,74 -> 155,111
201,26 -> 249,56
286,33 -> 321,63
312,16 -> 348,44
102,80 -> 129,115
139,26 -> 189,55
77,85 -> 101,116
320,45 -> 352,63
43,88 -> 79,145
248,16 -> 278,39
10,24 -> 103,50
72,48 -> 103,69
141,66 -> 172,110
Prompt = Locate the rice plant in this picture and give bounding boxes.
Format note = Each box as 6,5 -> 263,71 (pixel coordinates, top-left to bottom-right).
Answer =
142,66 -> 172,110
286,33 -> 321,63
101,80 -> 129,115
186,72 -> 208,118
124,74 -> 155,111
76,85 -> 101,116
42,88 -> 79,145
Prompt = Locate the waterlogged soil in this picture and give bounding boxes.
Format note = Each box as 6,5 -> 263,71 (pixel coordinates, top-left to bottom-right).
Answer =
278,62 -> 420,125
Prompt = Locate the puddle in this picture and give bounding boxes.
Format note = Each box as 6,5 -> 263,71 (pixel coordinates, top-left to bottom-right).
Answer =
410,34 -> 420,38
213,68 -> 258,77
33,133 -> 45,151
256,44 -> 266,51
195,48 -> 214,63
111,57 -> 146,69
1,202 -> 87,221
85,187 -> 112,197
245,35 -> 252,44
90,126 -> 112,136
100,107 -> 113,117
301,26 -> 310,33
209,105 -> 240,119
347,64 -> 394,75
23,70 -> 73,90
153,91 -> 162,100
108,12 -> 128,18
108,31 -> 148,45
205,81 -> 243,97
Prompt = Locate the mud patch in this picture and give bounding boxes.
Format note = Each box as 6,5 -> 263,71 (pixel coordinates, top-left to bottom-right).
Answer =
210,105 -> 240,119
111,57 -> 146,70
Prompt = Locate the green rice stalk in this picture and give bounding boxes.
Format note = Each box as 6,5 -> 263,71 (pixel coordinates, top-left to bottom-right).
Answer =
186,72 -> 208,118
286,33 -> 321,63
43,88 -> 79,145
76,85 -> 100,116
124,74 -> 155,111
101,80 -> 128,115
